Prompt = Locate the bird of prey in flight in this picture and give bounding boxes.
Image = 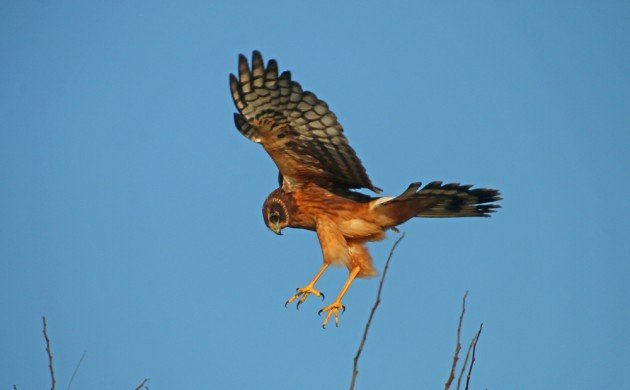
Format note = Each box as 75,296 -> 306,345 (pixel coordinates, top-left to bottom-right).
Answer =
229,51 -> 501,328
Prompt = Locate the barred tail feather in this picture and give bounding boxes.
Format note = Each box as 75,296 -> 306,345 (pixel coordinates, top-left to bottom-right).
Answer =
414,181 -> 501,218
376,181 -> 501,224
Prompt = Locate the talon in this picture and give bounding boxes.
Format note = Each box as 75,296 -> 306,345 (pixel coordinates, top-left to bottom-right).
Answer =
285,285 -> 322,310
285,300 -> 289,308
342,305 -> 346,314
318,309 -> 323,316
320,292 -> 325,301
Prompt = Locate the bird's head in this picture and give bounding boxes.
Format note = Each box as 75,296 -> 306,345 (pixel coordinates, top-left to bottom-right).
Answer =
262,194 -> 290,235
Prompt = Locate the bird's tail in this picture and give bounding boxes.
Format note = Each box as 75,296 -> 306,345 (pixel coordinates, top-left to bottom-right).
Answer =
375,181 -> 501,225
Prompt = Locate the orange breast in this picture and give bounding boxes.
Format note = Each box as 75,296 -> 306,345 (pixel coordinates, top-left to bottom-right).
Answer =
291,185 -> 386,241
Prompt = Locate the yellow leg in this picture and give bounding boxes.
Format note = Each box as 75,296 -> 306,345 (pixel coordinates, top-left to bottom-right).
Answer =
318,266 -> 360,328
285,263 -> 329,309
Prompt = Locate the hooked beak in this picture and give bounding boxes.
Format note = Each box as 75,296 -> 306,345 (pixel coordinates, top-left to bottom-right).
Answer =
270,225 -> 283,235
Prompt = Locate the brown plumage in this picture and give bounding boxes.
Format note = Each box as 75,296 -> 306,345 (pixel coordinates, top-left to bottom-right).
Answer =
231,51 -> 501,327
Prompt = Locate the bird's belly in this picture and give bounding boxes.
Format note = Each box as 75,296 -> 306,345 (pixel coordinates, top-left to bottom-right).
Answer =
338,218 -> 384,240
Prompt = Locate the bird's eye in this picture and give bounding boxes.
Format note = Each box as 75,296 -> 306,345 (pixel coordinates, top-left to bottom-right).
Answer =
269,213 -> 280,224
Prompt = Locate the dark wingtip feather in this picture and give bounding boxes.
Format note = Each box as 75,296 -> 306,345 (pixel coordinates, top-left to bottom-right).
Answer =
229,73 -> 239,92
252,51 -> 264,68
233,112 -> 242,125
266,59 -> 278,79
238,54 -> 250,74
238,53 -> 248,71
425,181 -> 443,189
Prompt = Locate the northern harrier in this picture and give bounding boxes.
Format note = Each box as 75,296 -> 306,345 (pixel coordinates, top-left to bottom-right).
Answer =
229,51 -> 500,328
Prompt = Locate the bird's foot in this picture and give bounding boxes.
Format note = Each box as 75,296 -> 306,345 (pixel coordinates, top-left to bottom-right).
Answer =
285,285 -> 325,309
318,301 -> 346,328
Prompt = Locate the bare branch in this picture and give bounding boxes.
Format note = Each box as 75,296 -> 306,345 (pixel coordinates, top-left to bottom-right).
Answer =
42,316 -> 56,390
67,351 -> 86,390
349,233 -> 405,390
464,323 -> 483,390
134,378 -> 150,390
457,327 -> 477,390
445,291 -> 469,390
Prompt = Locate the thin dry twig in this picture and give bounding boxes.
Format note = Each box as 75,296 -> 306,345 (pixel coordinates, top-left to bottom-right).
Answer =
445,291 -> 469,390
464,323 -> 483,390
457,328 -> 477,390
349,233 -> 405,390
42,316 -> 56,390
134,378 -> 150,390
67,351 -> 86,390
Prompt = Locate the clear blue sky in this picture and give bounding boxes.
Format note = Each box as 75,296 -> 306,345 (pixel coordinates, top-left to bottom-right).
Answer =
1,2 -> 629,389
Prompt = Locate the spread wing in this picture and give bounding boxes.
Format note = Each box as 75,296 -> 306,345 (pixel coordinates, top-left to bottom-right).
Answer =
229,51 -> 380,193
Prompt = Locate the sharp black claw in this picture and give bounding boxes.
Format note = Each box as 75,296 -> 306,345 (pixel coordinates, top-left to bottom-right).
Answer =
322,324 -> 326,329
284,301 -> 289,308
342,305 -> 346,314
318,309 -> 323,316
295,287 -> 299,292
320,292 -> 325,301
296,301 -> 301,310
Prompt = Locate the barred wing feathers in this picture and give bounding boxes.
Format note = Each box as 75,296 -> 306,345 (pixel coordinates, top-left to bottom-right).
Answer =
230,51 -> 380,193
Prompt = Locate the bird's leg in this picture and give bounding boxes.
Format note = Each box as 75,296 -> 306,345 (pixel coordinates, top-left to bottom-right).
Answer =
285,263 -> 329,309
318,266 -> 360,328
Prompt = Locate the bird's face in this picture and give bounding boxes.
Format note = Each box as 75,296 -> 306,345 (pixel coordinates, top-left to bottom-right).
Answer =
263,199 -> 289,235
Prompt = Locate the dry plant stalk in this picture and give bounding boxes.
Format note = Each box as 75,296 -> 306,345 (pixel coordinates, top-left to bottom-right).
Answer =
42,316 -> 56,390
457,328 -> 476,389
134,378 -> 150,390
444,293 -> 484,390
67,351 -> 86,390
349,233 -> 405,390
464,324 -> 483,390
445,291 -> 468,389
